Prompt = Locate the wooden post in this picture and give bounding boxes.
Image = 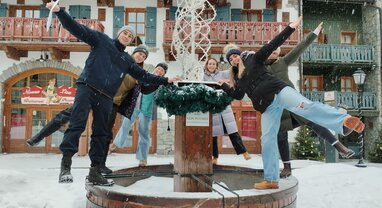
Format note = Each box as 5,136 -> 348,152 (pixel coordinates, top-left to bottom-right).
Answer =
173,113 -> 212,192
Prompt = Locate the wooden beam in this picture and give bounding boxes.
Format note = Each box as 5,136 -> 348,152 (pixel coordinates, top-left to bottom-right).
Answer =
48,47 -> 70,61
4,46 -> 27,61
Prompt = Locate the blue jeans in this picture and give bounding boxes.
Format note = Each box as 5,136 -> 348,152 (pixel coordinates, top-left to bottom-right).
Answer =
261,86 -> 348,182
113,110 -> 139,147
113,109 -> 152,161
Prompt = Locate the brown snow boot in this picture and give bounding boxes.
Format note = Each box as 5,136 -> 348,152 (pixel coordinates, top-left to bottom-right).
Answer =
280,162 -> 292,178
334,142 -> 355,158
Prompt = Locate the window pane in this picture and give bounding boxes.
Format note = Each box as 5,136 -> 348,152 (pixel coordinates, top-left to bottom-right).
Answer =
10,108 -> 26,140
128,12 -> 136,22
312,79 -> 318,88
33,10 -> 40,18
137,13 -> 145,22
11,89 -> 22,104
13,78 -> 28,87
25,10 -> 33,18
16,10 -> 22,17
31,110 -> 47,147
137,24 -> 145,34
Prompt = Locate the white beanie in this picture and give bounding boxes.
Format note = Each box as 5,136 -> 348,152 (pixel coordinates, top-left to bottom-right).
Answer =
117,25 -> 136,39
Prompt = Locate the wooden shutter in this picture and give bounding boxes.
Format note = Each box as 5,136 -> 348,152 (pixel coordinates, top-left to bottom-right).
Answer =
145,7 -> 157,47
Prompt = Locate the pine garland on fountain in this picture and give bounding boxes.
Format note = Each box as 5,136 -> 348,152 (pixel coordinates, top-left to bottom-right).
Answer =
154,84 -> 234,115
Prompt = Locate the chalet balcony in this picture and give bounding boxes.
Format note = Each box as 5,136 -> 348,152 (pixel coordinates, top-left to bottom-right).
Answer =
162,20 -> 300,60
302,91 -> 378,116
0,17 -> 104,61
302,44 -> 375,67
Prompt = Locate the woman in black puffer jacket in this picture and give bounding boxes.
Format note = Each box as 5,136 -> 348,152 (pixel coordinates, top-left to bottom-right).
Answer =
218,17 -> 364,190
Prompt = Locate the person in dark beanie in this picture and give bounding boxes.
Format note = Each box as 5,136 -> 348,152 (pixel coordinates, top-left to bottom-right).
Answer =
218,16 -> 364,189
112,62 -> 168,167
266,22 -> 355,178
46,2 -> 180,186
133,44 -> 149,58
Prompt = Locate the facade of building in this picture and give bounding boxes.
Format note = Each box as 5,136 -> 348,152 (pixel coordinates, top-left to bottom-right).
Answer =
301,0 -> 381,156
0,0 -> 380,159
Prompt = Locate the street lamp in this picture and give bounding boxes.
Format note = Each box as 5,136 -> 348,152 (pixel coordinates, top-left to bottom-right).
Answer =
352,68 -> 367,168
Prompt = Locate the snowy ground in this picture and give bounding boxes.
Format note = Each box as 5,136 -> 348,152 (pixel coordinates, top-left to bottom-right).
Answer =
0,153 -> 381,208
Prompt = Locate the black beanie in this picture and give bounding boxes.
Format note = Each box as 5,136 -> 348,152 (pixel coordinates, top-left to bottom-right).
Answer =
156,62 -> 168,73
133,45 -> 149,58
226,48 -> 241,65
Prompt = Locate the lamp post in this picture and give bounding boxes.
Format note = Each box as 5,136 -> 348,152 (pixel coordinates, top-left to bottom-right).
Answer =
352,68 -> 367,168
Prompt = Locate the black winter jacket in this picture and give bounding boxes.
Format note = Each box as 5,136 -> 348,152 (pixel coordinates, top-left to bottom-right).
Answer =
56,9 -> 168,99
221,26 -> 295,113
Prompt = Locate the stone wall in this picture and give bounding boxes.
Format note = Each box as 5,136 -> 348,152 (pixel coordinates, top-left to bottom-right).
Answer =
362,2 -> 382,151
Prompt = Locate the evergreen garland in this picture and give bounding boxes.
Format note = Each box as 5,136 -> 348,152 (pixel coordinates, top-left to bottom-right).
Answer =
291,126 -> 324,161
154,84 -> 234,116
368,129 -> 382,163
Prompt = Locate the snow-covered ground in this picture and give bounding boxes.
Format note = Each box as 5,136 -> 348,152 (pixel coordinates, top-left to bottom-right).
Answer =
0,153 -> 381,208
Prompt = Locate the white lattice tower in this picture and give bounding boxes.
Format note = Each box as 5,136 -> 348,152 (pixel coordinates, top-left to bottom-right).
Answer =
171,0 -> 216,80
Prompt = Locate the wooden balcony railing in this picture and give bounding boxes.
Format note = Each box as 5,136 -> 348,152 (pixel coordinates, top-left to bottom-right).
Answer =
163,20 -> 300,45
0,17 -> 104,42
302,44 -> 374,64
302,91 -> 377,110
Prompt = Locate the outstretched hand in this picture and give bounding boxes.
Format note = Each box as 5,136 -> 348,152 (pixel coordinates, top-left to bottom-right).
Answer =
168,76 -> 182,83
289,16 -> 302,29
315,22 -> 323,33
46,1 -> 60,12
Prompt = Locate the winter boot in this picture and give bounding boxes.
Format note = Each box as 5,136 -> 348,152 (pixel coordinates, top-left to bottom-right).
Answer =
27,112 -> 69,146
254,180 -> 279,190
99,164 -> 113,175
280,162 -> 292,178
139,160 -> 147,167
334,142 -> 355,158
343,116 -> 365,133
212,157 -> 218,165
87,165 -> 114,186
59,156 -> 73,183
243,152 -> 251,160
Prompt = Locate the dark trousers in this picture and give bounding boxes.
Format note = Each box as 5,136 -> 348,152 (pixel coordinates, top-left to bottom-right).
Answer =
102,105 -> 118,165
278,114 -> 338,162
212,132 -> 247,158
59,84 -> 113,166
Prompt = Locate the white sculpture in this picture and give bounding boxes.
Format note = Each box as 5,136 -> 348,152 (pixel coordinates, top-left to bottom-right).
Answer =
171,0 -> 216,80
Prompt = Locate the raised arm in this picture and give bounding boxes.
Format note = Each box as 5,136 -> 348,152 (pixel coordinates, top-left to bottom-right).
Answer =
254,16 -> 302,62
220,83 -> 245,100
283,22 -> 323,65
47,2 -> 100,46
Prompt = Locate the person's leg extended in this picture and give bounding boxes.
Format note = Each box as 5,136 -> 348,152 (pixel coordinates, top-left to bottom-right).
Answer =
113,109 -> 139,148
59,86 -> 91,183
136,113 -> 151,166
87,93 -> 114,185
278,86 -> 350,135
228,132 -> 251,160
255,101 -> 283,189
277,130 -> 291,178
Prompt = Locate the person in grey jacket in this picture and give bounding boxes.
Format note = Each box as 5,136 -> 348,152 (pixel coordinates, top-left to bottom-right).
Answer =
203,58 -> 251,164
266,22 -> 354,178
46,2 -> 180,186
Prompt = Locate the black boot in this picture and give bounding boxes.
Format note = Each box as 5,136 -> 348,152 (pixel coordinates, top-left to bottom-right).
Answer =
334,142 -> 355,158
99,163 -> 112,175
87,165 -> 114,186
59,156 -> 73,183
280,162 -> 292,178
27,108 -> 71,146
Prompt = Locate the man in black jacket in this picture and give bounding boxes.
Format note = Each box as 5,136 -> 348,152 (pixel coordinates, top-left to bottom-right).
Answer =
46,2 -> 180,185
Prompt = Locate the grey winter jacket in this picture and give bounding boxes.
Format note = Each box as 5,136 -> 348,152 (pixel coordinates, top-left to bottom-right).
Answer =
203,70 -> 238,136
266,32 -> 318,132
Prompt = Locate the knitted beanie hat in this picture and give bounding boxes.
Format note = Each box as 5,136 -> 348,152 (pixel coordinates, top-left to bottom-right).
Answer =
133,44 -> 149,58
156,62 -> 168,74
117,25 -> 136,39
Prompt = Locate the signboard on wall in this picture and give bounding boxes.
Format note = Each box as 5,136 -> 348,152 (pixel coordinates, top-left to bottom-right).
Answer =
21,85 -> 76,105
